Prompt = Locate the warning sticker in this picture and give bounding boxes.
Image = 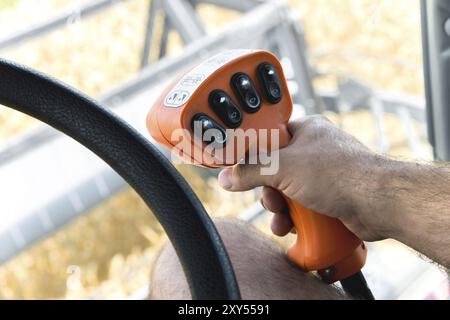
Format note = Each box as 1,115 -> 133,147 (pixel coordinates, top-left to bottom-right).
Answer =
164,49 -> 255,108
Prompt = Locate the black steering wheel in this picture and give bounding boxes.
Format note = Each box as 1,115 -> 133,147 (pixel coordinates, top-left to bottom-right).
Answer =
0,58 -> 241,300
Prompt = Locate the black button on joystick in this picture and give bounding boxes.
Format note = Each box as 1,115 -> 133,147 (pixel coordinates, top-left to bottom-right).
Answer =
192,114 -> 227,147
231,73 -> 261,113
209,90 -> 243,128
257,63 -> 283,104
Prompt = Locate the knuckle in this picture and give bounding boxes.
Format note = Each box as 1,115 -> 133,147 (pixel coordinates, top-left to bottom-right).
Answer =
300,115 -> 332,139
232,164 -> 246,180
303,115 -> 329,126
232,165 -> 254,187
309,115 -> 333,128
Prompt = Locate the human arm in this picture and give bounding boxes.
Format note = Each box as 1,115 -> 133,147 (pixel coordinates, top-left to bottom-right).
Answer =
218,116 -> 450,268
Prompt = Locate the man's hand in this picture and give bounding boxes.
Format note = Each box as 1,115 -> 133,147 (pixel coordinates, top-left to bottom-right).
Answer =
218,115 -> 450,268
219,115 -> 393,241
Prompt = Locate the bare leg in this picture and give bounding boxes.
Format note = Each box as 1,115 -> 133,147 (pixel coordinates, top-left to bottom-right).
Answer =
150,219 -> 348,300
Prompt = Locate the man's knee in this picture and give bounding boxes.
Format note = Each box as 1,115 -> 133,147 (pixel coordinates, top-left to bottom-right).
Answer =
149,218 -> 346,300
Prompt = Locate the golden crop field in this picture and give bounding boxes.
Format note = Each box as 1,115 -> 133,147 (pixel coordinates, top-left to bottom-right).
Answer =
0,0 -> 429,299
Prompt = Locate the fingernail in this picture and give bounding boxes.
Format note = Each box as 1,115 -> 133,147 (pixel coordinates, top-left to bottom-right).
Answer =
260,198 -> 267,210
218,168 -> 233,190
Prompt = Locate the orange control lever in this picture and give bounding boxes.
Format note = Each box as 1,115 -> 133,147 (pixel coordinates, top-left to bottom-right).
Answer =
146,49 -> 367,283
286,199 -> 366,283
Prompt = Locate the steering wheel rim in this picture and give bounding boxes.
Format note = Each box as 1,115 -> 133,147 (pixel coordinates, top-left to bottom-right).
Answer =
0,58 -> 241,300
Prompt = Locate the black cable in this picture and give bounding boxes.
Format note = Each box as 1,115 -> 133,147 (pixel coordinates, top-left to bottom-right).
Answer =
340,271 -> 375,300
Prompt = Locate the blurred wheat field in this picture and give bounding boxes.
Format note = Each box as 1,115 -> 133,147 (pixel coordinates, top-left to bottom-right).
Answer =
291,0 -> 424,95
0,0 -> 428,299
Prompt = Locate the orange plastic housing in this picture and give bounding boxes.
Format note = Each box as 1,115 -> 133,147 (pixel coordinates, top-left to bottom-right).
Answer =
147,50 -> 367,283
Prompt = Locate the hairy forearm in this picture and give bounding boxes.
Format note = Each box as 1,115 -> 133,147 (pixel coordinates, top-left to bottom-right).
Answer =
382,160 -> 450,268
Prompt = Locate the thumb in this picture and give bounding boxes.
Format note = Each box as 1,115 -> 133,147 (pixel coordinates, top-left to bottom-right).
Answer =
218,164 -> 274,192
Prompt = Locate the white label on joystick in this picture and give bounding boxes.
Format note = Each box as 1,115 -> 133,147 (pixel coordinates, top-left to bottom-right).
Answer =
164,49 -> 255,108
